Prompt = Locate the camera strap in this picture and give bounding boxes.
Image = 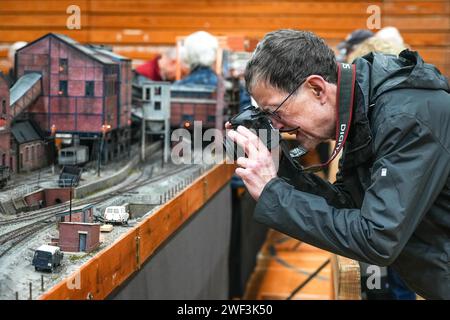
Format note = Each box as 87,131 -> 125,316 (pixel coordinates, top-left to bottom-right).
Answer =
287,63 -> 356,172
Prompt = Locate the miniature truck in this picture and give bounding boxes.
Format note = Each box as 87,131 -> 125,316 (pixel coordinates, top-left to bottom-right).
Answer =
58,145 -> 89,166
58,165 -> 82,187
32,245 -> 64,272
103,205 -> 129,225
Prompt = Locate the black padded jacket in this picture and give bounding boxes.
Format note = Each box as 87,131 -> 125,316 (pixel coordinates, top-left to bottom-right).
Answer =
254,50 -> 450,299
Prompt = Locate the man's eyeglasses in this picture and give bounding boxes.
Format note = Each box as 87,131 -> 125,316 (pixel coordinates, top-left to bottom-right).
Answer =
261,78 -> 306,132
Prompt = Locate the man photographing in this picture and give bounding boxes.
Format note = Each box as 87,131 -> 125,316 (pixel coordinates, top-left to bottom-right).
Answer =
227,29 -> 450,299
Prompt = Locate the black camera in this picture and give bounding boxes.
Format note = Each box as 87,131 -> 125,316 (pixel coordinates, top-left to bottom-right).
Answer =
224,105 -> 308,170
224,105 -> 280,161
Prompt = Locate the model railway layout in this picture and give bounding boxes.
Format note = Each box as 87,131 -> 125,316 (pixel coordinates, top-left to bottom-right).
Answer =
0,31 -> 240,300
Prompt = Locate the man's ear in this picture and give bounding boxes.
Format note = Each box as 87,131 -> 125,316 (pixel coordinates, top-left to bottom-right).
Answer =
305,75 -> 327,100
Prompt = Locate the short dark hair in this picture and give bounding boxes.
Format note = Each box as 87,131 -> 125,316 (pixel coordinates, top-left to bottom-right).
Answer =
245,29 -> 338,94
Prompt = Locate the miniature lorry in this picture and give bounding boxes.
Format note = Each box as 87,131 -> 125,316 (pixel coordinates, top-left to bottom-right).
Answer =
103,205 -> 129,225
58,145 -> 89,166
32,245 -> 64,272
58,165 -> 82,187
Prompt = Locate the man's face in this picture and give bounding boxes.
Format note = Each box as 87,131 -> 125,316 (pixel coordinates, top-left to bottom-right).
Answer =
250,79 -> 336,151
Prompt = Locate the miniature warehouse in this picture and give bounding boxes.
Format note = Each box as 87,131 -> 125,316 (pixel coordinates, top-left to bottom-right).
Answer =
1,0 -> 449,302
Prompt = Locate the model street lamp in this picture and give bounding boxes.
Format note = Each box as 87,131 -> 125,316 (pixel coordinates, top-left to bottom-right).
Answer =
97,124 -> 111,177
50,124 -> 56,174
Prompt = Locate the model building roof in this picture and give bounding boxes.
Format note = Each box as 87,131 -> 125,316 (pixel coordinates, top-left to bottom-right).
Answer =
9,72 -> 42,106
17,33 -> 116,65
11,120 -> 43,144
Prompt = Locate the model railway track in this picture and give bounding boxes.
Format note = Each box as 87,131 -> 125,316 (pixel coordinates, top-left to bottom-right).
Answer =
0,146 -> 165,226
0,164 -> 200,253
0,165 -> 149,227
0,151 -> 163,227
0,150 -> 143,195
0,168 -> 54,191
0,220 -> 50,246
1,163 -> 198,227
1,179 -> 57,192
0,221 -> 54,258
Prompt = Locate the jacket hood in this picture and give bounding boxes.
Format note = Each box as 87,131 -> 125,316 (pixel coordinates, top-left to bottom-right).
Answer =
354,49 -> 450,102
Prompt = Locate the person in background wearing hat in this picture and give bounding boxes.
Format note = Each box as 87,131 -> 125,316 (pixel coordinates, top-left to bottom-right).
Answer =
336,29 -> 374,63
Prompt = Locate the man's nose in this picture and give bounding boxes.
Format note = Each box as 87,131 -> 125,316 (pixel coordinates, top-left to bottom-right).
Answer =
271,117 -> 285,130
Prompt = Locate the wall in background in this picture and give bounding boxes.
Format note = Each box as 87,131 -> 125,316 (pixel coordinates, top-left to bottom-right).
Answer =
0,0 -> 448,76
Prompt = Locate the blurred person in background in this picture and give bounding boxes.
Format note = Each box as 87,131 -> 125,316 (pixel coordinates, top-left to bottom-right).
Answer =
336,29 -> 374,62
347,36 -> 405,63
375,26 -> 407,49
175,31 -> 218,87
135,47 -> 178,82
348,36 -> 414,300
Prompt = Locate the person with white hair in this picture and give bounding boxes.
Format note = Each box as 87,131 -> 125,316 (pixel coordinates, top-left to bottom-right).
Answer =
347,36 -> 406,63
375,26 -> 406,48
174,31 -> 219,87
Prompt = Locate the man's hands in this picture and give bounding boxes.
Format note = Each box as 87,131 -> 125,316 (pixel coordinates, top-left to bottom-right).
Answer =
227,125 -> 277,200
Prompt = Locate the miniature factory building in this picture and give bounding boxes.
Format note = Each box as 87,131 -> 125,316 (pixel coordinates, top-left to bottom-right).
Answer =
11,121 -> 47,172
1,72 -> 48,174
57,203 -> 94,223
170,83 -> 225,130
0,73 -> 12,170
14,33 -> 132,164
59,222 -> 100,253
137,82 -> 171,162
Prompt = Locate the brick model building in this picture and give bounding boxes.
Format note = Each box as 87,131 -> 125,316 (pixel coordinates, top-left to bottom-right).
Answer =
14,33 -> 132,164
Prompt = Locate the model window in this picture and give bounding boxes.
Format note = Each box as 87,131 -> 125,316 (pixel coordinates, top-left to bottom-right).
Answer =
59,81 -> 68,96
2,99 -> 6,114
59,58 -> 68,74
85,81 -> 95,97
144,87 -> 151,101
